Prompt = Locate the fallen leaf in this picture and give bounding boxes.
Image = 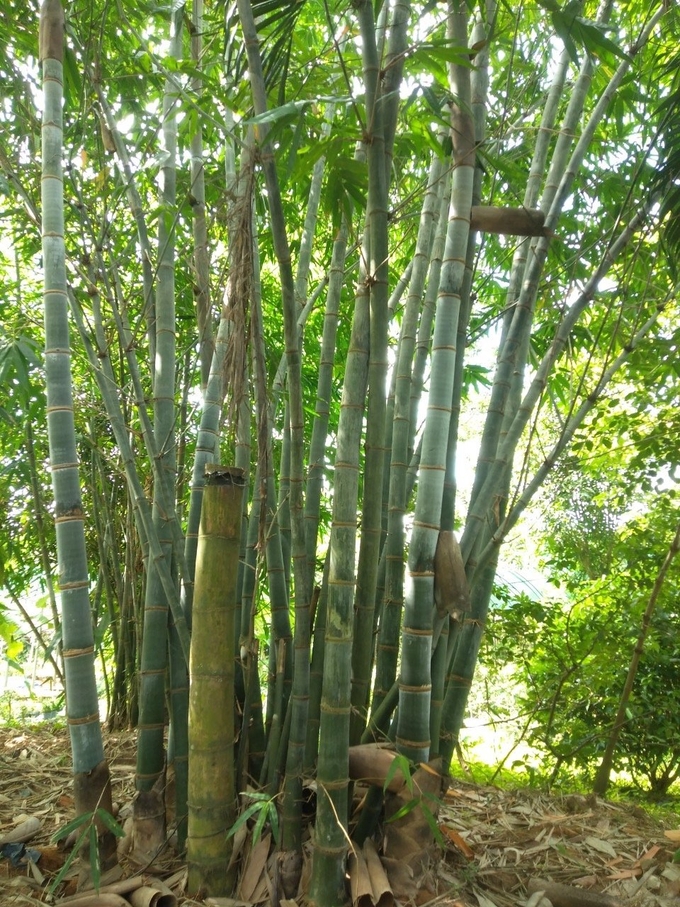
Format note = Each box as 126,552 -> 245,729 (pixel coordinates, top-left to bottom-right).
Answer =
440,825 -> 474,859
585,836 -> 617,858
237,833 -> 271,904
473,888 -> 499,907
633,844 -> 661,867
607,869 -> 641,880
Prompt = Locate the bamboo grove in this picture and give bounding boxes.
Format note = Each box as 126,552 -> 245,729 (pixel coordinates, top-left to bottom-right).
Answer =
1,0 -> 679,901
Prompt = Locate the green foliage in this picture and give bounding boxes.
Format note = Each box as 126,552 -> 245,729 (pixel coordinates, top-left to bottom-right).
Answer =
49,808 -> 125,896
384,753 -> 414,795
535,0 -> 631,68
484,486 -> 680,795
228,791 -> 281,846
540,457 -> 624,586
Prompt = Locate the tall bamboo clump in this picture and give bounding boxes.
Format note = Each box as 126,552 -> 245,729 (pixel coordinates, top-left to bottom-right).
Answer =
39,0 -> 116,873
209,4 -> 670,901
22,0 -> 675,902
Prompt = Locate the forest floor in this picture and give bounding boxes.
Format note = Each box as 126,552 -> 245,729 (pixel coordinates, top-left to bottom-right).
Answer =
0,724 -> 677,907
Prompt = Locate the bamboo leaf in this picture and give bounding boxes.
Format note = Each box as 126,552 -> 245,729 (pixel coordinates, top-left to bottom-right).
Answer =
551,6 -> 631,66
47,826 -> 89,896
251,801 -> 269,844
95,809 -> 126,838
269,803 -> 280,844
419,797 -> 445,846
385,796 -> 420,823
51,811 -> 92,843
247,99 -> 310,126
241,790 -> 273,802
384,753 -> 413,794
226,802 -> 264,839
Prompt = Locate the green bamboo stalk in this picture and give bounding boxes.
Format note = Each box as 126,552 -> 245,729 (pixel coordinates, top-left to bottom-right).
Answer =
351,0 -> 405,745
395,0 -> 475,764
381,0 -> 411,166
176,349 -> 192,526
89,446 -> 121,667
84,256 -> 130,695
429,617 -> 449,757
187,465 -> 245,897
93,87 -> 156,372
239,462 -> 260,659
168,617 -> 189,851
355,152 -> 447,742
380,254 -> 420,551
235,0 -> 310,856
190,0 -> 213,391
445,8 -> 667,759
233,392 -> 252,718
440,7 -> 490,531
136,7 -> 183,814
304,553 -> 330,770
371,165 -> 450,721
238,463 -> 266,784
24,419 -> 62,678
295,110 -> 334,312
438,553 -> 498,769
408,170 -> 451,463
259,197 -> 340,737
278,404 -> 292,591
462,5 -> 664,566
263,638 -> 288,792
184,148 -> 253,620
305,139 -> 374,902
171,361 -> 192,851
308,282 -> 370,906
304,220 -> 348,586
39,0 -> 116,871
109,505 -> 138,728
250,229 -> 294,692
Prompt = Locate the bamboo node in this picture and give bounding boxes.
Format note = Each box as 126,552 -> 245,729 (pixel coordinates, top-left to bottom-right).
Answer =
67,712 -> 100,727
63,646 -> 95,658
399,683 -> 432,693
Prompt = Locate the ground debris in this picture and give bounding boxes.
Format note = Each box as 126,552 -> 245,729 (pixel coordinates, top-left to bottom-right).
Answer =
0,726 -> 678,907
439,779 -> 679,907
